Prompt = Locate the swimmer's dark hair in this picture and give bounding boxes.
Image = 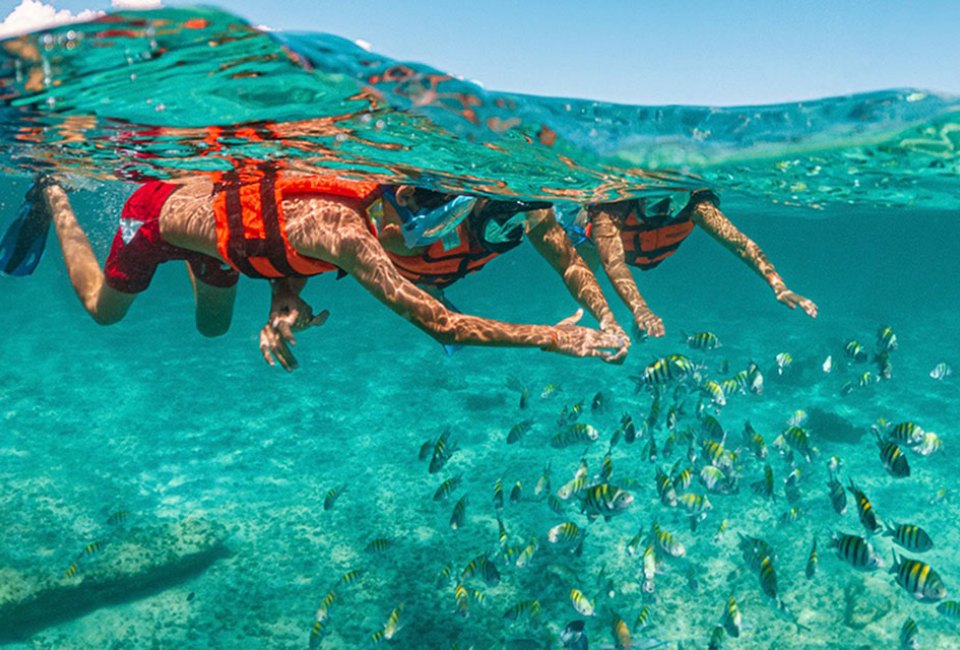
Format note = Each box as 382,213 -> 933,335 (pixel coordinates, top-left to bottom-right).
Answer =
411,188 -> 457,209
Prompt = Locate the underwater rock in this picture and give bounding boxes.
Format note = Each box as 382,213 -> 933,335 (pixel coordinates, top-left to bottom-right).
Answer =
807,407 -> 864,444
0,517 -> 230,641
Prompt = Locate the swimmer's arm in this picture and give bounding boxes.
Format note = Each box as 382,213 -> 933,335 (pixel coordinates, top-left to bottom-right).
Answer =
525,208 -> 624,336
315,210 -> 624,360
589,207 -> 665,337
44,184 -> 136,325
690,202 -> 818,318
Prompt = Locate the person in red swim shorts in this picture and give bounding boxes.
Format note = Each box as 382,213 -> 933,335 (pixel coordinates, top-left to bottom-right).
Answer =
15,169 -> 628,367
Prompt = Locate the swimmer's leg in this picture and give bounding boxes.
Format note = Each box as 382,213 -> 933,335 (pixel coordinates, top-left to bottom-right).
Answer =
44,184 -> 135,325
186,263 -> 236,338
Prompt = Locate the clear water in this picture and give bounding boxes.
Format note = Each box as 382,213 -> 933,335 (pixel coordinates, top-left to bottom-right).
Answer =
0,6 -> 958,649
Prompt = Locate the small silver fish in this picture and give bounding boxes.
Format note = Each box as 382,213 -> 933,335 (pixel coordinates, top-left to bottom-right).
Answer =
930,362 -> 952,381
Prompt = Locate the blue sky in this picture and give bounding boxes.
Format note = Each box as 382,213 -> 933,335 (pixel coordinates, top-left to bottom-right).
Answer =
4,0 -> 959,105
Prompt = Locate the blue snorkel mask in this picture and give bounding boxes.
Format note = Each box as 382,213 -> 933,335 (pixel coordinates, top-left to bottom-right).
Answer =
383,188 -> 478,248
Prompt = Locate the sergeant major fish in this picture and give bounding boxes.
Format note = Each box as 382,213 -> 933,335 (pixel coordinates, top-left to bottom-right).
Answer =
890,551 -> 948,602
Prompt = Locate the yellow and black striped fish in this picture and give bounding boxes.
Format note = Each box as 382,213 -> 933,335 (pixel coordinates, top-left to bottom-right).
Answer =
600,452 -> 614,482
503,598 -> 541,621
550,423 -> 600,448
830,532 -> 883,571
827,474 -> 847,515
381,604 -> 404,641
436,563 -> 453,588
338,569 -> 363,585
634,604 -> 653,630
497,516 -> 509,549
429,428 -> 458,474
515,537 -> 538,568
618,412 -> 637,445
708,624 -> 725,650
672,465 -> 693,492
650,523 -> 685,558
936,600 -> 960,619
106,510 -> 129,526
580,484 -> 634,521
782,425 -> 815,461
844,339 -> 868,362
509,481 -> 522,504
460,553 -> 500,586
314,590 -> 336,624
557,401 -> 584,427
506,419 -> 533,445
888,421 -> 925,445
848,480 -> 882,533
547,522 -> 582,547
899,617 -> 918,650
678,493 -> 712,522
806,538 -> 818,578
308,619 -> 328,649
592,391 -> 606,414
569,588 -> 595,616
701,415 -> 725,443
702,381 -> 726,407
875,351 -> 893,380
738,534 -> 778,601
493,477 -> 504,512
685,331 -> 721,350
876,325 -> 898,352
323,484 -> 347,511
874,433 -> 910,478
751,463 -> 774,500
453,582 -> 470,617
778,506 -> 802,526
365,537 -> 393,553
82,541 -> 103,556
713,519 -> 728,543
433,474 -> 463,502
721,595 -> 741,637
890,551 -> 948,602
450,495 -> 468,530
884,522 -> 934,553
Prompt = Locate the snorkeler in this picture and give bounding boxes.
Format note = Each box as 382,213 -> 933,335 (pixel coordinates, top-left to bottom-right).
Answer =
2,169 -> 627,363
574,189 -> 818,336
375,187 -> 628,356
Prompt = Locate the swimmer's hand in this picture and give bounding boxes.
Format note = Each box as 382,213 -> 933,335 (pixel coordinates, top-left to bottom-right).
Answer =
598,316 -> 631,364
260,288 -> 329,371
775,288 -> 818,319
546,309 -> 630,364
633,307 -> 665,338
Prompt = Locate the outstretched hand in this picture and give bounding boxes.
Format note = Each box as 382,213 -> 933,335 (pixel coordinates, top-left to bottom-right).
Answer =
634,308 -> 665,338
776,289 -> 818,319
260,292 -> 329,371
547,309 -> 630,364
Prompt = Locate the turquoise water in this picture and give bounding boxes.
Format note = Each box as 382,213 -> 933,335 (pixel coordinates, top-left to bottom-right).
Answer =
1,6 -> 959,649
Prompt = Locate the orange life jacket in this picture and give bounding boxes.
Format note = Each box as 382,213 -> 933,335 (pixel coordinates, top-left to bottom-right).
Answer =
385,213 -> 522,289
212,164 -> 381,278
587,191 -> 715,270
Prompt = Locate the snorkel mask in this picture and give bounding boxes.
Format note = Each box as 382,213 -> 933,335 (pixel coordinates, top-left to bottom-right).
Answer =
382,188 -> 478,248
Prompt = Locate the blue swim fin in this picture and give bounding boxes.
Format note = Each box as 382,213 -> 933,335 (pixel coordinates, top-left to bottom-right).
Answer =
0,181 -> 52,277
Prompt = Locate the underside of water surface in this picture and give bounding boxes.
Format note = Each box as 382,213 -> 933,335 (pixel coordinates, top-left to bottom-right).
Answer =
0,6 -> 959,650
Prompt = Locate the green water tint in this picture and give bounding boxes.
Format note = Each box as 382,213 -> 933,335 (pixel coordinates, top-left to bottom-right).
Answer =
0,6 -> 958,209
2,6 -> 960,650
